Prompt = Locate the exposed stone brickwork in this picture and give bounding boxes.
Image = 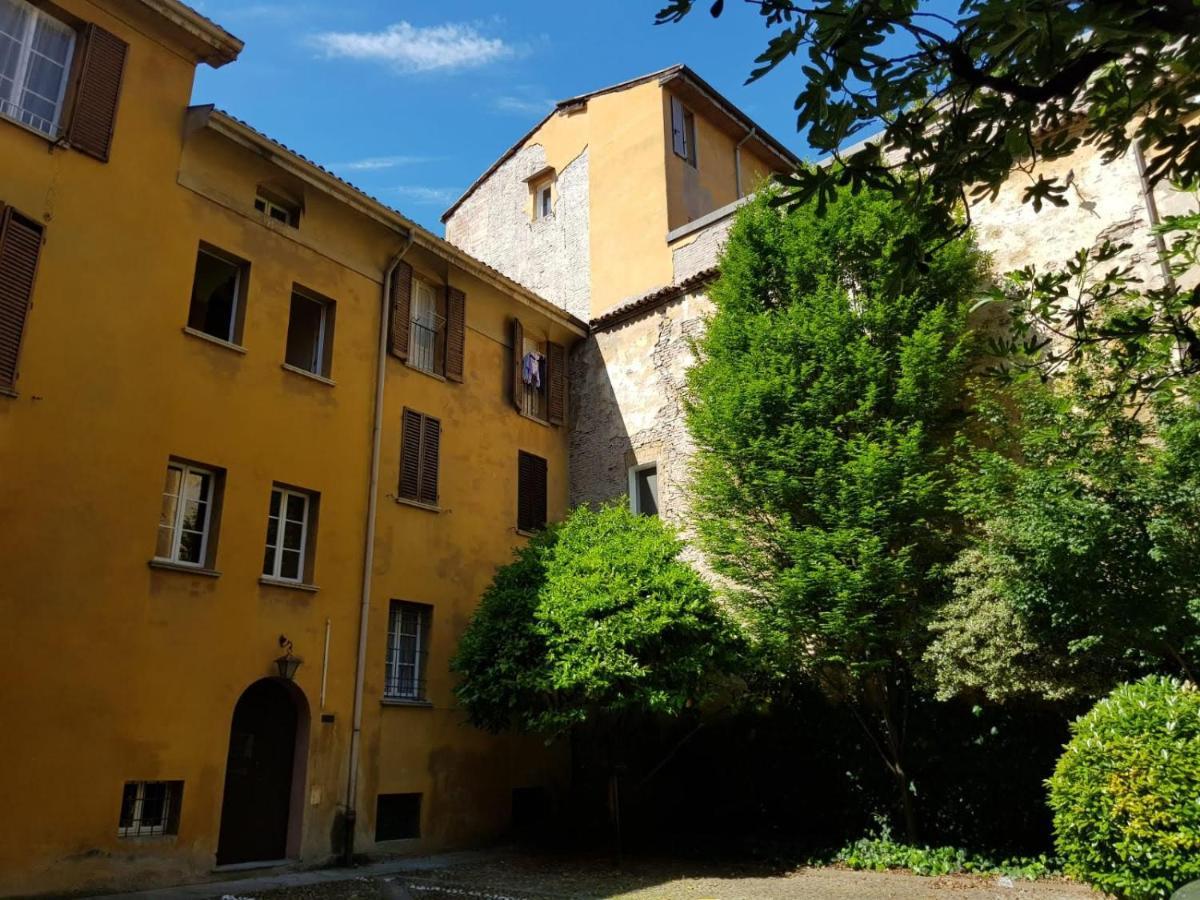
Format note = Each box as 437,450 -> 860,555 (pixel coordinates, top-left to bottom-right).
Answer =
445,144 -> 591,321
577,144 -> 1190,531
569,291 -> 710,555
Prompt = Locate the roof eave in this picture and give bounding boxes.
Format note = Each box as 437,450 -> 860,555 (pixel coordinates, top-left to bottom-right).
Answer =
137,0 -> 242,66
189,107 -> 587,337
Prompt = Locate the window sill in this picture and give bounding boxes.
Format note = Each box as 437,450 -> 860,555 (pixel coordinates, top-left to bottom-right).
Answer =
381,697 -> 433,709
515,527 -> 543,539
259,576 -> 319,593
519,411 -> 552,428
0,111 -> 63,148
148,558 -> 221,577
404,361 -> 447,383
182,326 -> 246,355
395,496 -> 440,513
281,363 -> 334,386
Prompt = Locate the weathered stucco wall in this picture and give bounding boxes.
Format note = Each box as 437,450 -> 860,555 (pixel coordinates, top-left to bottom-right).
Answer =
445,143 -> 591,321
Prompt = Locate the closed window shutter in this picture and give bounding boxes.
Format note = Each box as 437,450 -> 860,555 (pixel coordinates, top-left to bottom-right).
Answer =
670,96 -> 687,158
445,286 -> 465,383
390,261 -> 413,360
399,408 -> 422,500
0,206 -> 45,391
67,24 -> 128,162
419,415 -> 440,505
517,451 -> 547,533
510,317 -> 524,411
546,340 -> 566,426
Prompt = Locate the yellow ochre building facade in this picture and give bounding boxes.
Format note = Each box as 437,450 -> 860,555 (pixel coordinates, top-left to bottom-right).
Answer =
0,0 -> 582,894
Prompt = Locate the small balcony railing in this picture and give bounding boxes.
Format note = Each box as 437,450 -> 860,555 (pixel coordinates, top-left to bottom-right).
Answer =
409,317 -> 443,374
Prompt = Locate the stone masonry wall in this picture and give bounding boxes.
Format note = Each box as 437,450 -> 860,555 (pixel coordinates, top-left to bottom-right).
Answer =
445,144 -> 591,321
569,291 -> 711,551
573,143 -> 1192,535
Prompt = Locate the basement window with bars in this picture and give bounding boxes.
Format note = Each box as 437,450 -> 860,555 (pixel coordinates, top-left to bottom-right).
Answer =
375,792 -> 421,841
118,780 -> 182,837
384,601 -> 431,701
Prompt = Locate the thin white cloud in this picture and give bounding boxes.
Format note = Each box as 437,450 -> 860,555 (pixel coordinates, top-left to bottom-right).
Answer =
493,95 -> 554,116
391,186 -> 461,205
310,21 -> 514,73
334,155 -> 437,172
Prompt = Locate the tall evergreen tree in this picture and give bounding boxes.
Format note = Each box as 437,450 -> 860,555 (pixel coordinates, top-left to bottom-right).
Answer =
686,187 -> 985,839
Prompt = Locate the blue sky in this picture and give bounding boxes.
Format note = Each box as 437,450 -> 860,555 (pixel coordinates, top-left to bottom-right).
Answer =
190,2 -> 817,232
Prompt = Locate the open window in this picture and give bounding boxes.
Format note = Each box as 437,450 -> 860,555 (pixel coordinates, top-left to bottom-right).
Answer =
629,462 -> 659,517
670,96 -> 697,168
186,244 -> 247,346
285,287 -> 334,378
527,169 -> 555,221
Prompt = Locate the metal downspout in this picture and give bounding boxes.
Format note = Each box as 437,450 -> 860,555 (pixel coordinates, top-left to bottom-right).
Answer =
1132,138 -> 1176,291
735,126 -> 757,199
343,233 -> 415,864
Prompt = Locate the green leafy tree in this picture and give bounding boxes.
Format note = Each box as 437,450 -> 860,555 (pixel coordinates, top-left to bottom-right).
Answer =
686,186 -> 985,839
452,503 -> 740,737
655,0 -> 1200,401
926,369 -> 1200,703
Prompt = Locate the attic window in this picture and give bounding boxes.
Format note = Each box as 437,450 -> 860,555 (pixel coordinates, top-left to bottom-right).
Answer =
528,171 -> 555,221
254,190 -> 300,227
670,96 -> 697,168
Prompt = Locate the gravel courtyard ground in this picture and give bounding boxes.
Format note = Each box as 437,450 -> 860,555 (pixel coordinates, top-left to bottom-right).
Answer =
246,853 -> 1101,900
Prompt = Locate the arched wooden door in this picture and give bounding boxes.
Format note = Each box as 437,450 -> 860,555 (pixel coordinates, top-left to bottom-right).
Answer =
216,678 -> 305,865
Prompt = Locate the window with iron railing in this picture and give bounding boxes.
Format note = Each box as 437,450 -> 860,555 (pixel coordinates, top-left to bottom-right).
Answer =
385,601 -> 431,701
409,279 -> 445,376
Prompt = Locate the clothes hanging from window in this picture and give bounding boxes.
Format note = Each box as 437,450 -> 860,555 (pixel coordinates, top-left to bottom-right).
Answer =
522,351 -> 543,389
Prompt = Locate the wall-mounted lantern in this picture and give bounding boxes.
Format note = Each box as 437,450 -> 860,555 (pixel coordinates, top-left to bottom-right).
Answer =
275,635 -> 302,681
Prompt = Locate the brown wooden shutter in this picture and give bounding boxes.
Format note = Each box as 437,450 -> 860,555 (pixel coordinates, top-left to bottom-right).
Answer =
445,286 -> 465,383
511,317 -> 524,411
0,206 -> 45,391
517,451 -> 548,533
67,24 -> 128,162
546,340 -> 566,426
399,408 -> 422,500
419,415 -> 440,505
389,261 -> 412,360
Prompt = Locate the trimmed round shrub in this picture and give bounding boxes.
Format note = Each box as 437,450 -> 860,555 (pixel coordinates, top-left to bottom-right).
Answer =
1047,675 -> 1200,899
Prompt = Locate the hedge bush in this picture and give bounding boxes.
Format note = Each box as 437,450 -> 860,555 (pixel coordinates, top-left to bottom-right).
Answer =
1047,675 -> 1200,899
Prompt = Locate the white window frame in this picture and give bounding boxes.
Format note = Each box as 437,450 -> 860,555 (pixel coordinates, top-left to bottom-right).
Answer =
288,291 -> 328,375
263,486 -> 310,583
536,183 -> 552,219
409,277 -> 444,375
628,461 -> 659,516
118,780 -> 179,838
193,248 -> 242,344
255,194 -> 298,227
0,0 -> 76,137
156,462 -> 215,568
385,602 -> 428,701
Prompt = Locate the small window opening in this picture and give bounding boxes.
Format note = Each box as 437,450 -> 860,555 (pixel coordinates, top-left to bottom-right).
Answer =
630,463 -> 659,517
254,190 -> 300,227
118,781 -> 183,837
375,792 -> 421,841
